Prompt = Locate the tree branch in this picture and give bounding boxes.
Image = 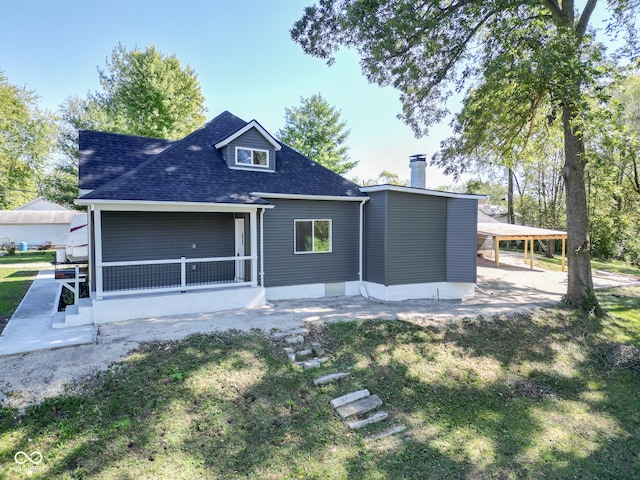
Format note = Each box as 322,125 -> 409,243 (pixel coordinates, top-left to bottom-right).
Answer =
576,0 -> 598,38
539,0 -> 565,22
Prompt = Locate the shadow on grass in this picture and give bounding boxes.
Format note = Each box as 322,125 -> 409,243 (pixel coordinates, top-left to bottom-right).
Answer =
5,270 -> 40,279
0,309 -> 638,479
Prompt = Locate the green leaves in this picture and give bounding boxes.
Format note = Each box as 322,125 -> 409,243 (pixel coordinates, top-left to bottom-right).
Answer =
277,93 -> 358,175
0,69 -> 57,208
95,44 -> 207,140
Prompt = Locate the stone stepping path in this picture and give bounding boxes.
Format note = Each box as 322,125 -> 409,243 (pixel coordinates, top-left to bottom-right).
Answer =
271,326 -> 407,444
273,327 -> 327,369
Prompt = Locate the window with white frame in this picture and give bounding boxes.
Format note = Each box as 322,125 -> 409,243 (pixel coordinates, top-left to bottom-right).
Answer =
235,146 -> 268,167
294,219 -> 332,254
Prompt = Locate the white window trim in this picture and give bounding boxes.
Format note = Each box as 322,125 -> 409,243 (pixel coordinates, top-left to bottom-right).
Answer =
235,146 -> 270,168
294,219 -> 332,254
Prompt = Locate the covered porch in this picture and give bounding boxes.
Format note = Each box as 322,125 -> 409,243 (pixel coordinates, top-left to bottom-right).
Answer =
80,201 -> 271,323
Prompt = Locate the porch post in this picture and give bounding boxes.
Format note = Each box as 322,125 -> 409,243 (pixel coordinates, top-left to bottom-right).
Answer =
94,207 -> 104,300
250,210 -> 258,286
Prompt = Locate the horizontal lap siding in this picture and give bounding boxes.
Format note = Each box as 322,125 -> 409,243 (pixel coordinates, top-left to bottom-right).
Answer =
224,129 -> 276,171
364,191 -> 386,285
386,191 -> 446,285
101,211 -> 235,262
446,198 -> 478,282
263,199 -> 360,287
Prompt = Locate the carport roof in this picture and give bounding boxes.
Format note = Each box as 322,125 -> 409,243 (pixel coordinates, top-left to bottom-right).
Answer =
477,222 -> 567,271
477,222 -> 567,240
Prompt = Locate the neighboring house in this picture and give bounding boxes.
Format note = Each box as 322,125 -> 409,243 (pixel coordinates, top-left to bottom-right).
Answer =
0,198 -> 76,248
73,111 -> 484,325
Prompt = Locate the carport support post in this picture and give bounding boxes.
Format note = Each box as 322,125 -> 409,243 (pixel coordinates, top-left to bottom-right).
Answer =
524,238 -> 528,264
530,239 -> 534,270
494,236 -> 500,268
562,237 -> 566,272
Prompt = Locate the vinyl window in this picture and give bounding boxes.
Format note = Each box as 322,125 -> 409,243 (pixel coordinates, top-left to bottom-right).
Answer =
235,147 -> 268,167
294,219 -> 332,254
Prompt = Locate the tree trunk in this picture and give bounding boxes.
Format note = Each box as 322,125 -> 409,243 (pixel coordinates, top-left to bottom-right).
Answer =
561,103 -> 601,313
546,239 -> 555,258
507,167 -> 515,224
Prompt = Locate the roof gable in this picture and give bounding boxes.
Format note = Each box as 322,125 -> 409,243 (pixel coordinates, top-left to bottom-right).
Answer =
214,120 -> 281,151
14,197 -> 71,211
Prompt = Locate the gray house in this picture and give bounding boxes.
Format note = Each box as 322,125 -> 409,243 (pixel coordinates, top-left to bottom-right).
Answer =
73,111 -> 482,325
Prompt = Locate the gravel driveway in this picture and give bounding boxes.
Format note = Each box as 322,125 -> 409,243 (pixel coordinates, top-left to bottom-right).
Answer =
1,252 -> 635,409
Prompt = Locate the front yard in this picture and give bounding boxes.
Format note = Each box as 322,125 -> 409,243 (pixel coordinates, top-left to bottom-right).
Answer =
1,285 -> 639,479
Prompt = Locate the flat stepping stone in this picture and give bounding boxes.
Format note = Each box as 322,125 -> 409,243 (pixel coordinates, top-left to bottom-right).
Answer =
347,411 -> 389,429
296,348 -> 313,358
331,389 -> 370,409
284,335 -> 305,345
313,372 -> 350,386
364,424 -> 407,442
303,359 -> 321,369
283,347 -> 295,354
335,394 -> 382,419
272,328 -> 309,340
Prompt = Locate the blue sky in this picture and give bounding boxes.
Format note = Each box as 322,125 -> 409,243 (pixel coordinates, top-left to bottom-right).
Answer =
0,1 -> 618,187
0,0 -> 461,187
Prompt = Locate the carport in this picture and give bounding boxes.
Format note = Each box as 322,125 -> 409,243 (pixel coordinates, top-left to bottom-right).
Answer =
477,222 -> 567,272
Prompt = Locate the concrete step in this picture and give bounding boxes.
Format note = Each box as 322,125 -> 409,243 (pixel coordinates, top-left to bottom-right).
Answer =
335,394 -> 383,419
51,312 -> 67,329
313,372 -> 350,386
347,411 -> 389,429
52,299 -> 94,328
331,389 -> 370,409
64,312 -> 93,326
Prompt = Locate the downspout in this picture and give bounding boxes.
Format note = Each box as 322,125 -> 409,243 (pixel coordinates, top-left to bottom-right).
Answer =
358,198 -> 370,298
259,207 -> 265,287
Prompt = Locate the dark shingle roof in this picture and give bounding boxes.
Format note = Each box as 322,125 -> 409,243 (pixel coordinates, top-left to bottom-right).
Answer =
79,111 -> 364,205
79,132 -> 174,190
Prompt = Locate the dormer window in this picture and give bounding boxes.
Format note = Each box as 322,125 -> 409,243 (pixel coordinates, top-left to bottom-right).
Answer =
236,147 -> 268,167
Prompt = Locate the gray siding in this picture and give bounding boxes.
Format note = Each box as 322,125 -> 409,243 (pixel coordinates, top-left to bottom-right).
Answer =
363,191 -> 387,285
101,211 -> 235,262
386,191 -> 447,285
446,198 -> 478,282
263,199 -> 360,287
223,128 -> 276,172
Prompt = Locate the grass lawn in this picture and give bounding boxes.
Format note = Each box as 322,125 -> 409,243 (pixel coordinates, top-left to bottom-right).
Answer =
1,287 -> 639,479
0,251 -> 54,266
531,252 -> 640,278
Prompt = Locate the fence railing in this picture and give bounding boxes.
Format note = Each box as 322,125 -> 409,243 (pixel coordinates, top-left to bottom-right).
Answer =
99,256 -> 256,296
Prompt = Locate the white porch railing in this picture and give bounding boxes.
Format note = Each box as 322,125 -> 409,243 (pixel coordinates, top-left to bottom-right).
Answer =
98,255 -> 257,297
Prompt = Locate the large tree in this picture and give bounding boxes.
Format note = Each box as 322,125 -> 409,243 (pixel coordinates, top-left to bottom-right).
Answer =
291,0 -> 638,312
94,44 -> 207,140
0,69 -> 57,209
278,93 -> 357,175
62,44 -> 207,142
50,45 -> 208,206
